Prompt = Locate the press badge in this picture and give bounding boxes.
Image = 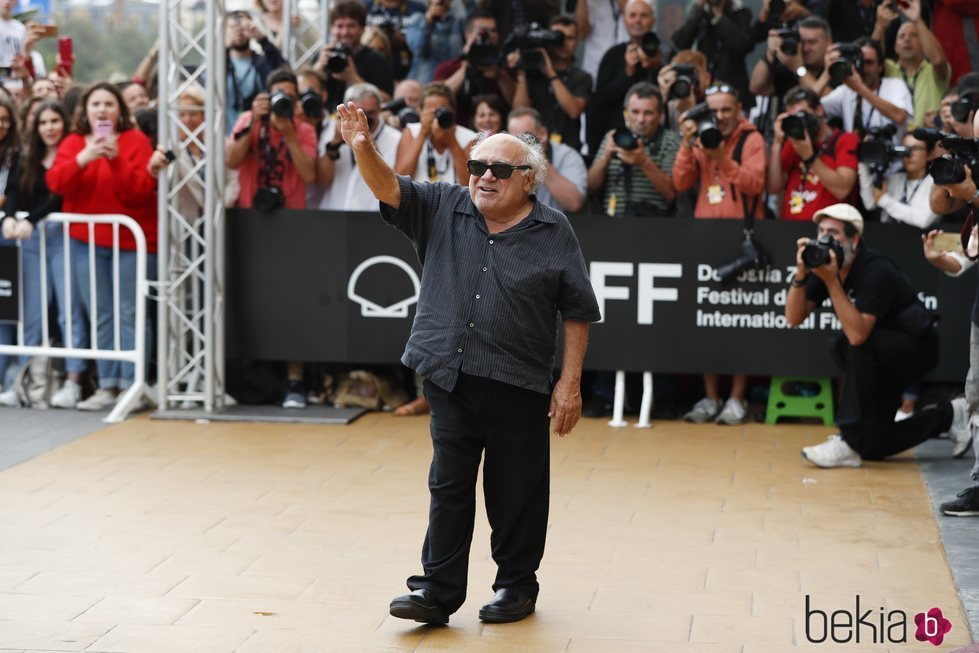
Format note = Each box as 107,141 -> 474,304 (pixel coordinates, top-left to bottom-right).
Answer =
788,191 -> 805,215
706,184 -> 725,205
607,194 -> 617,217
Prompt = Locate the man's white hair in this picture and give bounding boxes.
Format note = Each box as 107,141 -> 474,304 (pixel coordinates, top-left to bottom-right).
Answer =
344,82 -> 382,105
470,131 -> 548,191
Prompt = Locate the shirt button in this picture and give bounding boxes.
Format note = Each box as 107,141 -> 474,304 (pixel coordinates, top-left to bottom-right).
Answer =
482,267 -> 487,272
469,322 -> 474,327
475,294 -> 480,299
489,239 -> 494,244
457,348 -> 463,353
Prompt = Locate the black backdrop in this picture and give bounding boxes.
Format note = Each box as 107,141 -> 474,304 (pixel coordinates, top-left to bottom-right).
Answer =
226,210 -> 973,381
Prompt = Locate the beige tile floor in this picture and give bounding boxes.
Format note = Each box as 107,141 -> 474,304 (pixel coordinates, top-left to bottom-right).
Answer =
0,412 -> 971,652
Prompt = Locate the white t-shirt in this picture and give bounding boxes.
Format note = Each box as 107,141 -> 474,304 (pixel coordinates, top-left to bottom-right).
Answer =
857,163 -> 937,229
581,0 -> 627,86
0,18 -> 25,68
405,121 -> 477,185
317,119 -> 402,211
821,77 -> 914,142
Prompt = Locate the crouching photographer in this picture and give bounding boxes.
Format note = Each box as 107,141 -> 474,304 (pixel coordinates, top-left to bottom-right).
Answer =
785,204 -> 970,468
858,129 -> 939,229
226,69 -> 317,210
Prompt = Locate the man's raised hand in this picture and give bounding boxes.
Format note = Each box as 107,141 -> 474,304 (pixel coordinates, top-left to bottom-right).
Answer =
337,101 -> 371,151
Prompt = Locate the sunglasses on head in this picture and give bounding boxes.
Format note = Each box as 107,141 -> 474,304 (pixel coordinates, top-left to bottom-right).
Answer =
467,159 -> 531,179
705,84 -> 736,97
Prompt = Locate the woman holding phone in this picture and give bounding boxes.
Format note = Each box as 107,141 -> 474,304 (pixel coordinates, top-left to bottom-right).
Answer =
46,82 -> 158,411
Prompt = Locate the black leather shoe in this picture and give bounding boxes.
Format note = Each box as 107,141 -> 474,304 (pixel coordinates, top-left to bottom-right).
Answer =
389,589 -> 449,625
478,588 -> 535,623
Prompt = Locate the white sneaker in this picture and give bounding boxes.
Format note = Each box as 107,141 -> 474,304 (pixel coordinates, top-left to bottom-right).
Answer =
50,379 -> 82,409
715,398 -> 748,425
0,387 -> 19,407
802,434 -> 862,468
76,388 -> 118,412
683,397 -> 722,423
894,408 -> 913,422
948,396 -> 973,459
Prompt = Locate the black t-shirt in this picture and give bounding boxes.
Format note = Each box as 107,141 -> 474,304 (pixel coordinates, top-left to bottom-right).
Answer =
325,46 -> 395,113
525,65 -> 592,151
804,246 -> 919,333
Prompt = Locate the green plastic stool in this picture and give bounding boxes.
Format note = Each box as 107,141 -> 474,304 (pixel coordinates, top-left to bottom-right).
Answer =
765,376 -> 834,425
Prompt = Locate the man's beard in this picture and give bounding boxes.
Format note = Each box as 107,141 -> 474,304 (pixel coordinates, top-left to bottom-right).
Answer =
229,42 -> 250,53
840,239 -> 856,267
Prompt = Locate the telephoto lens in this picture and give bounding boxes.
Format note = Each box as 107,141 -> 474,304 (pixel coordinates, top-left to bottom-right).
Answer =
435,107 -> 455,129
612,127 -> 639,150
269,90 -> 294,119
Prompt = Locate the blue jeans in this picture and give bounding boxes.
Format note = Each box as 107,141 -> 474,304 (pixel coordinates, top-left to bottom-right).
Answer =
69,238 -> 155,390
21,223 -> 87,374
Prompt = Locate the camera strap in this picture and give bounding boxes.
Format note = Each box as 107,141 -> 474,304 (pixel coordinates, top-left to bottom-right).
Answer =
623,128 -> 664,214
257,123 -> 287,189
730,128 -> 759,222
228,53 -> 259,112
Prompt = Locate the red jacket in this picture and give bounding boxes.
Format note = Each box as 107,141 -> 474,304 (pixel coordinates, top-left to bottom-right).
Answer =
46,130 -> 157,253
672,117 -> 766,219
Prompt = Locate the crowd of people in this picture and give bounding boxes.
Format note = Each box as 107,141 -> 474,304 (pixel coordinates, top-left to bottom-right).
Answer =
0,0 -> 978,511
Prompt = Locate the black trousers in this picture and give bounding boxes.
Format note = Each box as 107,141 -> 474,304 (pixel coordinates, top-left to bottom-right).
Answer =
407,373 -> 551,614
833,328 -> 952,460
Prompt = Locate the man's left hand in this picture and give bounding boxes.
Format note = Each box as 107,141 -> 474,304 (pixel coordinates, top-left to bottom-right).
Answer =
872,181 -> 887,204
549,378 -> 581,437
270,111 -> 295,136
789,130 -> 814,161
810,248 -> 840,284
616,143 -> 648,167
703,142 -> 726,162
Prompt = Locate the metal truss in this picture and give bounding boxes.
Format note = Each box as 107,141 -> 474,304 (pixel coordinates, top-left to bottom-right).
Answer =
156,0 -> 227,412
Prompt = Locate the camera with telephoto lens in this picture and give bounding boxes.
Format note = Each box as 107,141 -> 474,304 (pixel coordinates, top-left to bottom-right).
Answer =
911,127 -> 944,150
612,126 -> 639,150
382,97 -> 420,128
668,63 -> 697,100
300,89 -> 323,121
325,44 -> 352,73
434,107 -> 455,128
510,22 -> 565,49
269,89 -> 294,119
801,234 -> 845,268
828,42 -> 863,87
640,31 -> 660,57
466,27 -> 500,67
928,136 -> 979,186
857,124 -> 909,186
684,102 -> 723,149
950,94 -> 979,123
253,185 -> 284,213
716,235 -> 770,284
775,28 -> 800,56
781,110 -> 820,141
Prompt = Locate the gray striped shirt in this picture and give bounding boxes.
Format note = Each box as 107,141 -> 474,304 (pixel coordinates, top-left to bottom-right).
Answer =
380,175 -> 602,395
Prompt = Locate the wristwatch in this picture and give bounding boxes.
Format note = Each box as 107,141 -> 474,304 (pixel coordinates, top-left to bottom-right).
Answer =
796,66 -> 807,78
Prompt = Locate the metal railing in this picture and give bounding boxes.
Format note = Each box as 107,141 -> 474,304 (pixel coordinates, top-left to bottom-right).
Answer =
0,212 -> 151,423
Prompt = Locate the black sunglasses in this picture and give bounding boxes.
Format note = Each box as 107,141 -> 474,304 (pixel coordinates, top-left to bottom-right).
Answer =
467,159 -> 531,180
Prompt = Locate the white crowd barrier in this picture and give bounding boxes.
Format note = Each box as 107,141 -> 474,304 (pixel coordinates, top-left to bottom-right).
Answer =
0,212 -> 151,423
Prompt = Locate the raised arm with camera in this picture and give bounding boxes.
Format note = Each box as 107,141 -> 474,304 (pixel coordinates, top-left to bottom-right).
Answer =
394,84 -> 473,184
821,38 -> 910,130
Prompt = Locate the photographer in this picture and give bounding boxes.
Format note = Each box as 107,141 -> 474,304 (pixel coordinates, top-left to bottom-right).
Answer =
318,0 -> 395,113
658,51 -> 712,132
510,16 -> 592,151
858,132 -> 938,228
749,16 -> 833,104
768,86 -> 858,220
671,0 -> 755,109
588,0 -> 661,156
786,203 -> 970,467
403,0 -> 463,84
507,108 -> 587,213
394,82 -> 476,184
224,9 -> 285,134
819,37 -> 912,140
673,81 -> 765,425
365,0 -> 424,80
587,82 -> 678,217
879,0 -> 950,131
226,68 -> 317,210
433,11 -> 515,131
317,83 -> 402,210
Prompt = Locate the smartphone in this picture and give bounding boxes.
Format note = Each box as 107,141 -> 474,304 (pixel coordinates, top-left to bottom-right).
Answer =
57,36 -> 73,75
933,232 -> 963,254
94,120 -> 113,138
39,24 -> 58,38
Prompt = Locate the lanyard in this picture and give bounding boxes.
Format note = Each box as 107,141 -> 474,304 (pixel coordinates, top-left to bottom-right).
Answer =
796,132 -> 835,194
901,65 -> 921,97
610,0 -> 622,42
229,58 -> 257,112
901,176 -> 925,204
425,139 -> 449,182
